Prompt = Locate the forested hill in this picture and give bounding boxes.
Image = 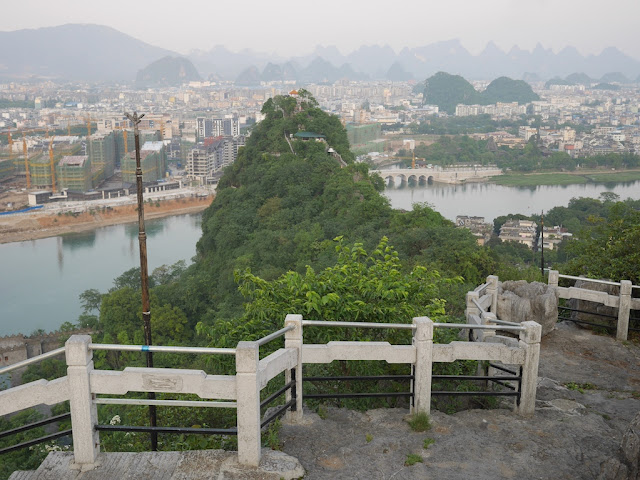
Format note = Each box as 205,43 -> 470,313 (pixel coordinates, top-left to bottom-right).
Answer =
155,91 -> 492,326
420,72 -> 540,114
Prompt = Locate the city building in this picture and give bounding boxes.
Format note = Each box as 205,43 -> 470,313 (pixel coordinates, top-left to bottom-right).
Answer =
56,156 -> 92,192
121,141 -> 167,183
499,220 -> 538,248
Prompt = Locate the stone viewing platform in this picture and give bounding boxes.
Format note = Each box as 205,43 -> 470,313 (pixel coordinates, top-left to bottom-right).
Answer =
9,322 -> 640,480
4,272 -> 640,479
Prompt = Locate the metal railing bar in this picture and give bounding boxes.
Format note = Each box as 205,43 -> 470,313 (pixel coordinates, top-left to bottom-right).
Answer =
260,380 -> 294,409
0,429 -> 72,455
302,320 -> 416,330
431,391 -> 518,397
0,347 -> 66,376
488,363 -> 518,375
89,344 -> 236,355
472,298 -> 486,313
558,317 -> 616,330
94,398 -> 237,408
0,413 -> 70,440
432,375 -> 520,381
304,392 -> 413,399
556,274 -> 621,286
558,306 -> 618,319
256,325 -> 294,347
95,425 -> 238,435
488,319 -> 520,326
489,379 -> 516,390
260,399 -> 296,428
434,323 -> 524,332
303,375 -> 413,382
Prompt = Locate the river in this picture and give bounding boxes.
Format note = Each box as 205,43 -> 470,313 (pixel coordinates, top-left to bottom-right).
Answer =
1,181 -> 639,336
383,180 -> 640,222
0,214 -> 202,337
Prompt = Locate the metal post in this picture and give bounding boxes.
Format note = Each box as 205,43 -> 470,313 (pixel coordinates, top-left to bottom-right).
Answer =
124,111 -> 157,451
540,211 -> 545,276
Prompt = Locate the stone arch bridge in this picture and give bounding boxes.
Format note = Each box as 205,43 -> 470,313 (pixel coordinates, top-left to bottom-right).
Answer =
371,166 -> 503,185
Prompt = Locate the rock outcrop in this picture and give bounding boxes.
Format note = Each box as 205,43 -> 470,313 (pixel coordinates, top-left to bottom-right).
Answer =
496,280 -> 559,335
598,412 -> 640,480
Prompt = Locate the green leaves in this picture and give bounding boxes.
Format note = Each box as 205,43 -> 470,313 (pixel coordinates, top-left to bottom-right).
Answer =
202,238 -> 453,349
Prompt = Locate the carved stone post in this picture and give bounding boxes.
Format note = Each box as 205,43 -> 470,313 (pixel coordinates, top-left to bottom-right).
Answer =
236,341 -> 261,466
617,281 -> 632,341
412,317 -> 433,415
284,314 -> 303,423
66,335 -> 99,469
517,322 -> 542,417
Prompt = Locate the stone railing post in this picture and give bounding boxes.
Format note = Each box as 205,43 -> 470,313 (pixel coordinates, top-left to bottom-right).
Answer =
465,291 -> 480,321
236,341 -> 261,466
284,314 -> 303,423
548,270 -> 559,288
517,321 -> 542,417
65,335 -> 99,469
486,275 -> 499,313
617,281 -> 632,341
412,317 -> 433,415
480,311 -> 497,341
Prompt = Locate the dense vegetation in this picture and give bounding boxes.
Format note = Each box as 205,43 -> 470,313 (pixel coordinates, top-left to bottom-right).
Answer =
418,72 -> 539,114
396,135 -> 640,172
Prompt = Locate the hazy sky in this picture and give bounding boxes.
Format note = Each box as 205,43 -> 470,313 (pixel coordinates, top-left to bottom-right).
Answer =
2,0 -> 639,59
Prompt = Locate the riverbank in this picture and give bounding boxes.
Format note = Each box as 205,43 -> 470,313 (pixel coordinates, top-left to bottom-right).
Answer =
491,169 -> 640,187
0,195 -> 213,244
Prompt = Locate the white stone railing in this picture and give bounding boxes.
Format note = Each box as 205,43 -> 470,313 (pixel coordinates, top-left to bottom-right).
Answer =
0,313 -> 542,470
547,270 -> 637,341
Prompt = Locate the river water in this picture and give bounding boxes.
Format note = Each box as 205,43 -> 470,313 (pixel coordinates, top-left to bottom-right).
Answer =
383,180 -> 640,222
0,214 -> 202,336
1,181 -> 639,336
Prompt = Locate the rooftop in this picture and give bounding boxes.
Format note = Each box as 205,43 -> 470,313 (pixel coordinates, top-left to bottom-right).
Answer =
58,155 -> 88,167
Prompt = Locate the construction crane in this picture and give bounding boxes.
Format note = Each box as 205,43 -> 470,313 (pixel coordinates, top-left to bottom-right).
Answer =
22,133 -> 30,188
49,136 -> 57,193
86,115 -> 92,137
394,151 -> 425,169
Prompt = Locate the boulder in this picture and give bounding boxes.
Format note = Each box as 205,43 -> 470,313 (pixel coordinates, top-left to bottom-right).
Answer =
496,280 -> 559,336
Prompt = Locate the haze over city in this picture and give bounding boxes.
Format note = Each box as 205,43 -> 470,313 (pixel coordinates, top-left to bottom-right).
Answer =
2,0 -> 639,59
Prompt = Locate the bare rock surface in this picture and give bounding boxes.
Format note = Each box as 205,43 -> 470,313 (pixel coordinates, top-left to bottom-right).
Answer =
279,321 -> 640,479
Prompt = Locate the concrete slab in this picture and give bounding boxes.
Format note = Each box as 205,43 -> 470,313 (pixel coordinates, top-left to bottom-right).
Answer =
9,449 -> 304,480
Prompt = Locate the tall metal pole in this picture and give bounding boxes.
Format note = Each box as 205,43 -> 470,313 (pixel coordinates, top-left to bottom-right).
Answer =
540,211 -> 545,276
125,111 -> 158,451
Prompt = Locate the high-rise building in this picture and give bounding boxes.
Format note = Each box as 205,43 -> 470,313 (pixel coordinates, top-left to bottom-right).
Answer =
88,132 -> 116,182
121,141 -> 167,183
56,156 -> 92,192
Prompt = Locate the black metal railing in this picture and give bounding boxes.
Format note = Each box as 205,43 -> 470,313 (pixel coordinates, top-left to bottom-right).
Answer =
431,363 -> 523,405
0,413 -> 72,455
260,368 -> 297,429
302,374 -> 414,400
557,301 -> 620,332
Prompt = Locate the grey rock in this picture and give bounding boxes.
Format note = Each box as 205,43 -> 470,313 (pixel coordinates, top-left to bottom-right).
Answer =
497,280 -> 559,335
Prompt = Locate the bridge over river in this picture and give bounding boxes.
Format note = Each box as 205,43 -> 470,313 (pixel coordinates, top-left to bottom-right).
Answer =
371,165 -> 503,185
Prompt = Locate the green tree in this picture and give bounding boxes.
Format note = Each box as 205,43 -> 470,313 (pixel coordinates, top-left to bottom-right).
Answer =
564,202 -> 640,283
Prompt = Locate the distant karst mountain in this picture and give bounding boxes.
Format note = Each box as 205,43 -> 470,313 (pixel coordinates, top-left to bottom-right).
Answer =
0,24 -> 175,82
419,72 -> 539,114
1,24 -> 639,83
135,56 -> 201,87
